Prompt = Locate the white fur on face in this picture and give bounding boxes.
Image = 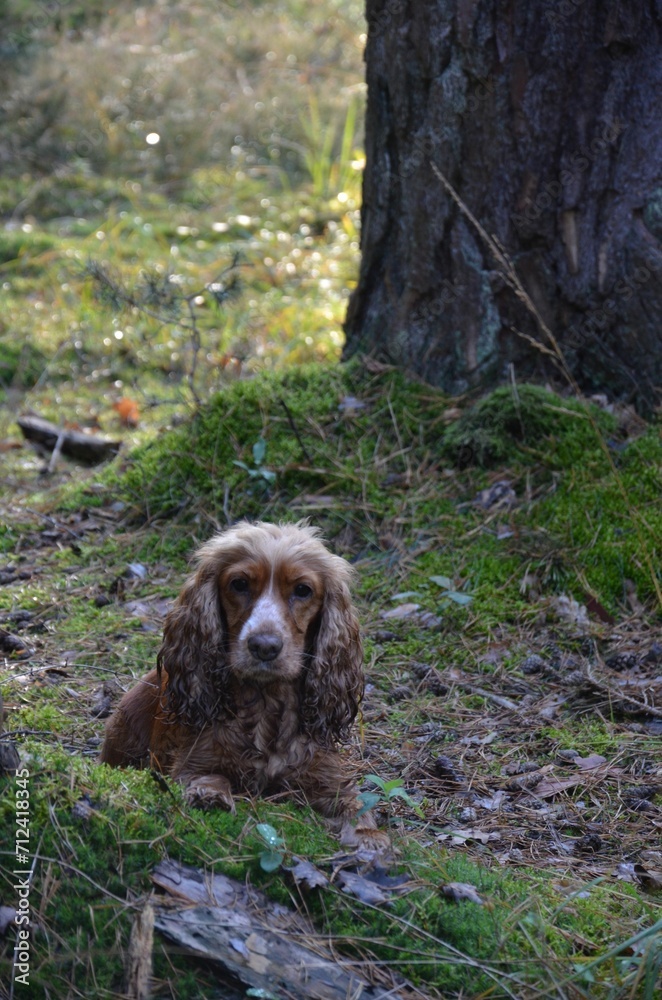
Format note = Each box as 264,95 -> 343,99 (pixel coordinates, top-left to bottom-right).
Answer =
234,583 -> 304,681
238,588 -> 284,644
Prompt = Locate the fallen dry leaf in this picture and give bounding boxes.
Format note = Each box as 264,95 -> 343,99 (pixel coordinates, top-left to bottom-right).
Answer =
336,871 -> 391,905
288,857 -> 329,890
124,596 -> 173,621
113,397 -> 140,427
440,882 -> 485,905
437,828 -> 502,846
0,439 -> 23,452
573,754 -> 608,770
380,603 -> 421,620
531,774 -> 585,798
633,863 -> 662,892
473,790 -> 509,810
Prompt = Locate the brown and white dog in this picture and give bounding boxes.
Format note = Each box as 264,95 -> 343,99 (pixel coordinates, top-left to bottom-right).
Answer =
101,521 -> 381,838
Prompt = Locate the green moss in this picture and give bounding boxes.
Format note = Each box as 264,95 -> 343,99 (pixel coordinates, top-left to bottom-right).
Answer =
0,230 -> 57,266
0,524 -> 20,554
540,721 -> 628,757
443,384 -> 616,468
1,747 -> 341,997
0,745 -> 540,998
532,428 -> 662,609
59,370 -> 658,617
102,363 -> 350,524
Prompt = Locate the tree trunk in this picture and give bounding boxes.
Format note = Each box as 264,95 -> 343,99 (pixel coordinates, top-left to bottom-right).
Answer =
344,0 -> 662,410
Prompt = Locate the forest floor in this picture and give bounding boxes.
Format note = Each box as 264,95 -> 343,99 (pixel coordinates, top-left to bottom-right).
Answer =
1,351 -> 661,999
1,2 -> 662,997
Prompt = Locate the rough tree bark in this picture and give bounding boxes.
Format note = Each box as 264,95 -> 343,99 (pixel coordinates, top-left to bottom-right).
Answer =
344,1 -> 662,410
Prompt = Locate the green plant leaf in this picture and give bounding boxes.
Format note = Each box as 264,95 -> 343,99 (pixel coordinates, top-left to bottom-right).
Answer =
259,849 -> 284,872
256,822 -> 282,848
444,591 -> 473,606
356,791 -> 381,816
381,778 -> 408,794
429,575 -> 453,590
571,963 -> 596,984
253,437 -> 267,465
386,786 -> 425,817
364,774 -> 388,792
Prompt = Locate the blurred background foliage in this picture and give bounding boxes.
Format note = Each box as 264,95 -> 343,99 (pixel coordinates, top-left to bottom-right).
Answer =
1,0 -> 365,184
0,0 -> 366,432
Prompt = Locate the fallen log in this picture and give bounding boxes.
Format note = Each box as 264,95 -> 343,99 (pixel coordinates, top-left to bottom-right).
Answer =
17,414 -> 121,465
152,859 -> 408,1000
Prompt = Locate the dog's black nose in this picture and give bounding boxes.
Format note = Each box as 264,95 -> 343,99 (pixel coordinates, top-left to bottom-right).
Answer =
247,633 -> 284,662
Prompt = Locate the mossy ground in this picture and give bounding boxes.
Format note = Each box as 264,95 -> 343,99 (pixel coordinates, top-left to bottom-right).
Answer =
1,363 -> 661,999
1,2 -> 661,997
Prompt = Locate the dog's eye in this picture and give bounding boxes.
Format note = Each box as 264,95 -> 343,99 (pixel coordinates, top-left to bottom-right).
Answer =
229,577 -> 249,594
293,583 -> 313,599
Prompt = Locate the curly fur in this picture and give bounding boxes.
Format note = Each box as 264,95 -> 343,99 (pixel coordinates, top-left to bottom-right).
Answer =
100,521 -> 377,828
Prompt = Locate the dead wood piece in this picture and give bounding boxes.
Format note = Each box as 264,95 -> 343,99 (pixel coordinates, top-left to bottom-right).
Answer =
0,739 -> 21,775
152,859 -> 405,1000
0,691 -> 20,775
0,627 -> 32,659
125,899 -> 155,1000
17,414 -> 121,465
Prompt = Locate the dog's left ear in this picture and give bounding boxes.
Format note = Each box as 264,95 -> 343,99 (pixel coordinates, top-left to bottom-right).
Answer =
157,559 -> 229,726
302,574 -> 363,745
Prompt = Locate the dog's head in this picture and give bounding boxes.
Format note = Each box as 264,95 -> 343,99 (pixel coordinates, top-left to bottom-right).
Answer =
157,521 -> 363,744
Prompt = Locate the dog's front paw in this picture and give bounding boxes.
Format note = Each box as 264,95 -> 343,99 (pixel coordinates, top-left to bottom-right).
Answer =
184,775 -> 235,813
340,822 -> 390,851
339,810 -> 390,851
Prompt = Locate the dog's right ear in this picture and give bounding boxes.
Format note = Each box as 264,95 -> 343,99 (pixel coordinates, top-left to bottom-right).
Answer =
157,562 -> 229,726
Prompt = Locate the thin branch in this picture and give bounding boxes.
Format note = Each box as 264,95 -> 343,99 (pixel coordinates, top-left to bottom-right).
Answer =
83,253 -> 242,406
279,398 -> 313,463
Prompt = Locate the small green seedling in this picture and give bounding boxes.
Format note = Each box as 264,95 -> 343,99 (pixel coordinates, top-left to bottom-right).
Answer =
233,436 -> 277,487
255,822 -> 286,872
429,575 -> 473,606
358,774 -> 424,819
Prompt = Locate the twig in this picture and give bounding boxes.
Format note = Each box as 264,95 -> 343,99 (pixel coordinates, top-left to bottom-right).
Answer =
583,666 -> 662,719
453,682 -> 520,713
430,162 -> 571,378
279,398 -> 313,463
46,429 -> 65,474
84,254 -> 242,406
16,506 -> 84,540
